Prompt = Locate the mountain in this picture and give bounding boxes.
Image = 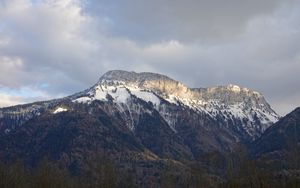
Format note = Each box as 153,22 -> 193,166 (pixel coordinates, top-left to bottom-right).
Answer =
0,70 -> 280,186
251,107 -> 300,159
82,70 -> 278,139
246,107 -> 300,186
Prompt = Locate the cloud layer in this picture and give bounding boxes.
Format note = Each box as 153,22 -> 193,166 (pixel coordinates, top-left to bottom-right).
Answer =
0,0 -> 299,115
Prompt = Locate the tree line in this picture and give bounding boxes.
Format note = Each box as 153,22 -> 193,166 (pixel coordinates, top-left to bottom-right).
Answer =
0,147 -> 299,188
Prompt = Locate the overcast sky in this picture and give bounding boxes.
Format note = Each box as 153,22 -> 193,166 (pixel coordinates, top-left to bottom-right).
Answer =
0,0 -> 299,115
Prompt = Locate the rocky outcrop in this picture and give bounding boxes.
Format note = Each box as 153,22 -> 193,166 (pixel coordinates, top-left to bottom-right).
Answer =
97,70 -> 279,139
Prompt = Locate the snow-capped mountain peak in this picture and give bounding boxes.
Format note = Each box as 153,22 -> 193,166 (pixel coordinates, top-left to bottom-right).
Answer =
0,70 -> 279,141
73,70 -> 279,138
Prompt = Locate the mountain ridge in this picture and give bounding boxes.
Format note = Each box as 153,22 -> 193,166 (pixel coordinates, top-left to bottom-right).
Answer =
0,70 -> 286,187
92,70 -> 279,138
1,70 -> 279,140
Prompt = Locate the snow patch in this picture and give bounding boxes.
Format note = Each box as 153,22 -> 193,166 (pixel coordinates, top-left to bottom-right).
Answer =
53,107 -> 68,114
73,96 -> 92,103
109,87 -> 131,103
94,85 -> 108,101
130,89 -> 160,106
228,84 -> 241,93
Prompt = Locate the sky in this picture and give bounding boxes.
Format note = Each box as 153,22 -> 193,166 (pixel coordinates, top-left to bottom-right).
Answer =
0,0 -> 299,115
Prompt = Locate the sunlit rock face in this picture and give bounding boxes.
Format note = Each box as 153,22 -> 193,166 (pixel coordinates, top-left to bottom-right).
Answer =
98,70 -> 279,138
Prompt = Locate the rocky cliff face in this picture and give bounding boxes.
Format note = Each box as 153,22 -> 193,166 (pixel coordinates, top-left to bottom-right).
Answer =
95,70 -> 279,138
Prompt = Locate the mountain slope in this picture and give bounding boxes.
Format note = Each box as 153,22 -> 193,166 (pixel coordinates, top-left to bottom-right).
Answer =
251,107 -> 300,157
0,70 -> 280,186
76,70 -> 279,139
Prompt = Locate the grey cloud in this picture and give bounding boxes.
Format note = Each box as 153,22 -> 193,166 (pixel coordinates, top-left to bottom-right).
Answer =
0,0 -> 103,93
84,0 -> 289,43
122,3 -> 300,115
0,0 -> 299,116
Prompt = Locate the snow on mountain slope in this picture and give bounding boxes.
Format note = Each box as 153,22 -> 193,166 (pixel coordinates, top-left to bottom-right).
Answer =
0,70 -> 279,140
74,84 -> 160,107
53,107 -> 68,114
70,70 -> 279,138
